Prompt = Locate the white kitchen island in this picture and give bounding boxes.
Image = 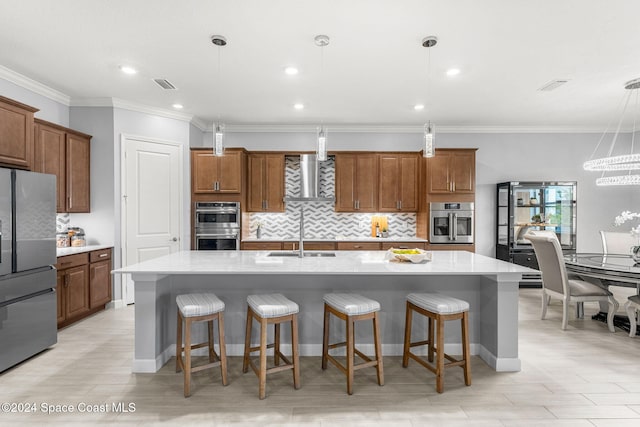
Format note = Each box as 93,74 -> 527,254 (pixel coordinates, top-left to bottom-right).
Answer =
112,250 -> 535,373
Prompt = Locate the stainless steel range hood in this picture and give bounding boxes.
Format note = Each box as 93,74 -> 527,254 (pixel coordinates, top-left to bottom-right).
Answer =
285,154 -> 334,202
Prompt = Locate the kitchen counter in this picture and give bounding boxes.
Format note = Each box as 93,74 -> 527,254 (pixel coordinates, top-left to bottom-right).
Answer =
57,244 -> 113,257
113,250 -> 533,373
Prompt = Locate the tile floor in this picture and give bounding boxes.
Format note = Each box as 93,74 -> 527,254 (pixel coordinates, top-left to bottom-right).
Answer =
1,289 -> 639,426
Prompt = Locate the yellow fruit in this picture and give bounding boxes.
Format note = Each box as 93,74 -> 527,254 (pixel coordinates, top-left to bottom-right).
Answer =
392,249 -> 420,254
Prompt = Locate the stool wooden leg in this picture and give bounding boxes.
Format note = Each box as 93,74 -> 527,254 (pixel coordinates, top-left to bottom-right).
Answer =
218,312 -> 228,386
322,304 -> 330,370
207,319 -> 215,363
274,323 -> 281,366
346,315 -> 355,395
402,302 -> 412,368
176,309 -> 183,373
427,316 -> 435,363
373,311 -> 384,386
184,317 -> 192,397
461,311 -> 472,386
435,316 -> 445,393
258,317 -> 268,400
243,306 -> 253,374
291,314 -> 301,389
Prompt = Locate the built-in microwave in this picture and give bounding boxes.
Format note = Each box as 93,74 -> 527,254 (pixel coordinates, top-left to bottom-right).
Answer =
194,202 -> 240,229
429,202 -> 474,244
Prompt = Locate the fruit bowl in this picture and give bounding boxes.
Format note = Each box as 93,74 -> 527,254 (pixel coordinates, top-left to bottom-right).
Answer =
385,248 -> 432,263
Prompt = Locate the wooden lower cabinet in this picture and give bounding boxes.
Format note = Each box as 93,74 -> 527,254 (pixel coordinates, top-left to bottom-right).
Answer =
89,248 -> 112,308
337,242 -> 381,251
282,242 -> 336,251
57,248 -> 112,328
241,241 -> 283,250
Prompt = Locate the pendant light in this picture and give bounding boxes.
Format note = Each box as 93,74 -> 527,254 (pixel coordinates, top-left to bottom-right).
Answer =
211,35 -> 227,156
422,36 -> 437,158
583,78 -> 640,185
315,34 -> 330,161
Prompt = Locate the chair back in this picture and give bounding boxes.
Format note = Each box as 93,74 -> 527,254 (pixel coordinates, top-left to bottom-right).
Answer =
600,231 -> 637,255
524,231 -> 568,296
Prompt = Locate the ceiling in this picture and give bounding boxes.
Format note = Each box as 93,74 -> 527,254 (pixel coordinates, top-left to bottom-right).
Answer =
1,0 -> 640,131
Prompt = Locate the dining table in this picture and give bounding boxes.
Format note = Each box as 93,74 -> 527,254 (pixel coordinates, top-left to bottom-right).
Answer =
564,252 -> 640,333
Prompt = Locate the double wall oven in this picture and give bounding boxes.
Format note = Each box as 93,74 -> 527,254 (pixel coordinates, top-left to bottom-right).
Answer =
429,202 -> 474,244
194,202 -> 240,250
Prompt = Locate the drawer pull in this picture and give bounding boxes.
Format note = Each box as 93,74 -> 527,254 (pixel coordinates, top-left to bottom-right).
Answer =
99,253 -> 108,258
60,261 -> 72,265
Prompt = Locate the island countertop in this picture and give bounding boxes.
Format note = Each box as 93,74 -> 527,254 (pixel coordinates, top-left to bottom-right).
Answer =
112,249 -> 535,277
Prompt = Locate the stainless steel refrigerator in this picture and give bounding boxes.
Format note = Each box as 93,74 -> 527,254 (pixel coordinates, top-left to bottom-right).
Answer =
0,168 -> 57,372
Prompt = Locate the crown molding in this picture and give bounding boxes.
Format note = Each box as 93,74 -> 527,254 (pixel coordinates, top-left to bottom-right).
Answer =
71,97 -> 194,122
218,124 -> 608,134
0,65 -> 71,105
190,116 -> 209,132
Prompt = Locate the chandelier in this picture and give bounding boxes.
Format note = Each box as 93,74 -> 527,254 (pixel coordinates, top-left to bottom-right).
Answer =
583,78 -> 640,185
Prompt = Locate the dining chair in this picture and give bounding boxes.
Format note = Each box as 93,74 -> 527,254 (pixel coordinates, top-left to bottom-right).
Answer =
600,231 -> 637,255
524,231 -> 619,331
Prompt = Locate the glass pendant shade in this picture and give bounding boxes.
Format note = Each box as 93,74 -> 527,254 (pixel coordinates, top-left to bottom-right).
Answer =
317,126 -> 328,161
214,123 -> 225,156
423,122 -> 435,158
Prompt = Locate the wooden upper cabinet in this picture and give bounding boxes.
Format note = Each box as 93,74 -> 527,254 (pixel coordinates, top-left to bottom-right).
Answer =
335,153 -> 378,212
192,149 -> 242,193
33,119 -> 91,213
34,122 -> 66,212
66,132 -> 91,212
247,153 -> 284,212
378,153 -> 419,212
0,96 -> 38,169
426,148 -> 476,194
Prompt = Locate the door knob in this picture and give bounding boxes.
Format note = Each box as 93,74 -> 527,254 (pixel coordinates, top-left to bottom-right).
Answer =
172,237 -> 178,242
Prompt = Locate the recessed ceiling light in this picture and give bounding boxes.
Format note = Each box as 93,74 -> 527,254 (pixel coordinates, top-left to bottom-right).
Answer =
172,104 -> 183,110
446,68 -> 460,76
119,65 -> 137,75
414,104 -> 425,111
294,103 -> 304,110
285,66 -> 299,75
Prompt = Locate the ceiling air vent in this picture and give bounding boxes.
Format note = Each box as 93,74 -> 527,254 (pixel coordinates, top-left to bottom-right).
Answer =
538,79 -> 569,92
153,78 -> 177,90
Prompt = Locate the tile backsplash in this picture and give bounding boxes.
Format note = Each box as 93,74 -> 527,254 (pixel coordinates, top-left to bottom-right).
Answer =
56,213 -> 70,232
248,156 -> 417,240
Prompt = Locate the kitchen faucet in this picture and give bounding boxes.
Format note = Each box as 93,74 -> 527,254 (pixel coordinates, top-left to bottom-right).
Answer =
298,205 -> 304,258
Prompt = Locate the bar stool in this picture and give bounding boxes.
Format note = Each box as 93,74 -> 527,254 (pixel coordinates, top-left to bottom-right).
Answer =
402,292 -> 471,393
242,293 -> 300,399
175,293 -> 228,397
322,293 -> 384,395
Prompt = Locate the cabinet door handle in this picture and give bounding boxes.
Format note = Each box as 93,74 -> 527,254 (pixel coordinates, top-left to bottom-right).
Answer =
354,245 -> 362,249
399,200 -> 402,210
452,182 -> 456,192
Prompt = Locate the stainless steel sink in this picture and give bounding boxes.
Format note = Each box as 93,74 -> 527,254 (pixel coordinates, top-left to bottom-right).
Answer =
267,252 -> 336,257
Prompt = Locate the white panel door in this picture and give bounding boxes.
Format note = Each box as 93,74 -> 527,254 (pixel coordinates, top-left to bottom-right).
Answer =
122,136 -> 182,304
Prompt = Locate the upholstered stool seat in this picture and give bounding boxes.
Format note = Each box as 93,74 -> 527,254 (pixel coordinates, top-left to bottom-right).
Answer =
175,293 -> 228,397
243,293 -> 300,399
402,292 -> 471,393
322,293 -> 384,395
